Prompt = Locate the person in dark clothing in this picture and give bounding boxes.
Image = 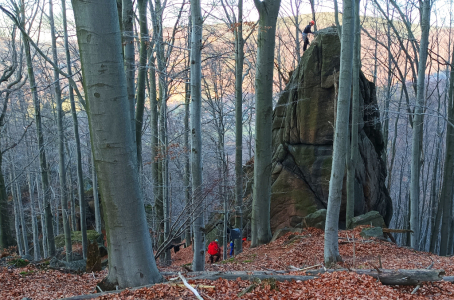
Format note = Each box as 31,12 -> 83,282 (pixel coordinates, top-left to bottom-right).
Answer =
166,242 -> 186,254
303,20 -> 315,51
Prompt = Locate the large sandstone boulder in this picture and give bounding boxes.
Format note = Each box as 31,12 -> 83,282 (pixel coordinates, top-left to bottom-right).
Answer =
270,27 -> 392,232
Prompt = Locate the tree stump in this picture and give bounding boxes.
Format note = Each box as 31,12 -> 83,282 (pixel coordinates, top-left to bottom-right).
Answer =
86,240 -> 101,272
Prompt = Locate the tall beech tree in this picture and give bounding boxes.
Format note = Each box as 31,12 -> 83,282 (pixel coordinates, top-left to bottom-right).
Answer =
18,0 -> 56,257
0,26 -> 21,250
61,0 -> 88,258
49,0 -> 72,262
410,0 -> 431,250
324,0 -> 355,266
72,0 -> 162,288
251,0 -> 281,247
190,0 -> 205,271
346,0 -> 360,229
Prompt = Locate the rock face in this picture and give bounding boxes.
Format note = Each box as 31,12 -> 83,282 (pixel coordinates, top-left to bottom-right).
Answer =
351,210 -> 386,228
270,27 -> 392,232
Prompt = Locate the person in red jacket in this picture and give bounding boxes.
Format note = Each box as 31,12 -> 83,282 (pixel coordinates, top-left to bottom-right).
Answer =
207,239 -> 221,263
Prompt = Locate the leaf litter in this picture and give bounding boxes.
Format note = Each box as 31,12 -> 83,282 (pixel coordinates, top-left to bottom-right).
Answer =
2,227 -> 454,299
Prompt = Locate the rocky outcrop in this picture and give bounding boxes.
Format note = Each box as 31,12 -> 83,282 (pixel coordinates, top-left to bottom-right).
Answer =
270,27 -> 392,232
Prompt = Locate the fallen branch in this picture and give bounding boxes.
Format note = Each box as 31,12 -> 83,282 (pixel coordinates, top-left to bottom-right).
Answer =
170,283 -> 215,289
61,269 -> 452,299
187,272 -> 317,282
382,228 -> 414,234
306,268 -> 445,285
263,268 -> 288,274
411,285 -> 420,294
289,264 -> 322,272
238,283 -> 258,297
179,272 -> 204,300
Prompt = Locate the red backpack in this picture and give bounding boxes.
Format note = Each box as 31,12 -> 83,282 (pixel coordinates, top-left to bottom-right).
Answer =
207,241 -> 220,255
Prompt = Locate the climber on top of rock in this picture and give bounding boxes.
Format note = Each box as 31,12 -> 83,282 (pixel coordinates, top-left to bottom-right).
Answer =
303,20 -> 315,52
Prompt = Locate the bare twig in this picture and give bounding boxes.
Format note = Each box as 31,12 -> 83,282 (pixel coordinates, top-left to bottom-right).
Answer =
426,256 -> 434,270
411,285 -> 420,294
289,264 -> 322,272
178,272 -> 204,300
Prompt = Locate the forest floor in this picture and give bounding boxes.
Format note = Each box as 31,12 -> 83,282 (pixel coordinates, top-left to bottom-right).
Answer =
1,227 -> 454,299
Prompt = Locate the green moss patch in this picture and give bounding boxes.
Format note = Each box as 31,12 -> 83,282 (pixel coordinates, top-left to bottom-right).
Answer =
8,258 -> 30,267
55,230 -> 101,248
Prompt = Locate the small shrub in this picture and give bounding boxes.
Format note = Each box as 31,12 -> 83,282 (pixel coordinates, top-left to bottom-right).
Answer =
8,258 -> 30,267
20,270 -> 35,276
221,257 -> 236,264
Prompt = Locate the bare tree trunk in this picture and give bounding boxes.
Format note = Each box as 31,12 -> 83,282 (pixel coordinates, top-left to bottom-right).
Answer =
439,39 -> 454,256
334,0 -> 341,40
146,1 -> 159,246
148,48 -> 160,244
135,0 -> 148,169
66,154 -> 76,231
234,0 -> 244,255
309,0 -> 317,31
0,149 -> 13,250
72,0 -> 163,288
122,0 -> 136,144
36,177 -> 47,258
324,0 -> 355,266
61,0 -> 87,259
382,1 -> 392,165
410,0 -> 430,250
251,0 -> 280,248
346,0 -> 360,229
20,0 -> 55,257
27,171 -> 40,261
49,0 -> 72,262
91,153 -> 101,234
16,178 -> 28,256
190,0 -> 205,271
10,168 -> 23,255
184,29 -> 192,247
149,0 -> 170,265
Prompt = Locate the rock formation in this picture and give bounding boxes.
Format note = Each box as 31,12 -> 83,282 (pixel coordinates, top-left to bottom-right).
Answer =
270,27 -> 392,232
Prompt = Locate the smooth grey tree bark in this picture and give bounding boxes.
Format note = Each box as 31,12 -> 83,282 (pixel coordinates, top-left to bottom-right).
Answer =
220,0 -> 246,255
135,0 -> 148,169
91,153 -> 101,234
72,0 -> 163,288
410,0 -> 431,250
122,0 -> 136,143
251,0 -> 281,247
9,167 -> 23,255
27,171 -> 40,261
309,0 -> 317,31
346,0 -> 360,229
61,0 -> 87,258
149,0 -> 170,264
0,29 -> 20,250
15,176 -> 28,256
19,0 -> 55,257
66,152 -> 76,231
190,0 -> 205,271
0,147 -> 13,250
381,1 -> 392,166
439,36 -> 454,256
49,0 -> 72,262
324,0 -> 355,266
148,49 -> 160,242
234,0 -> 244,255
184,22 -> 192,247
334,0 -> 341,41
